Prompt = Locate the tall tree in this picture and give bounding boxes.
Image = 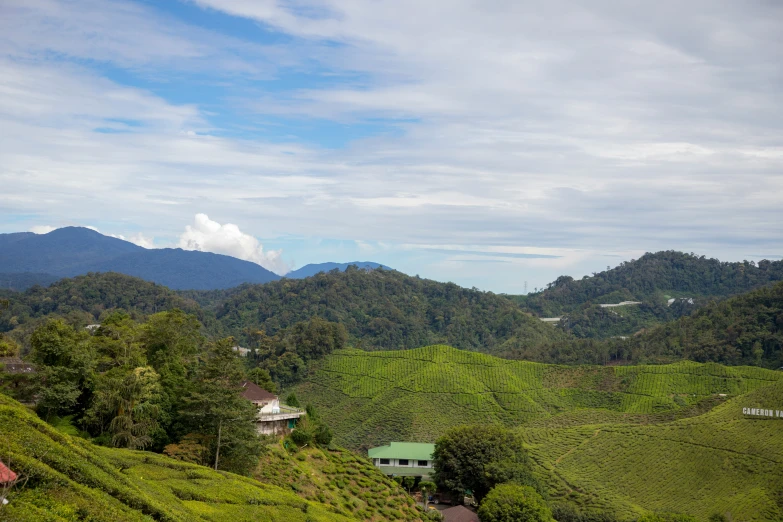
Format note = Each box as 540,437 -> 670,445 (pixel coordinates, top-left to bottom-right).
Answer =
29,319 -> 94,419
178,337 -> 261,474
85,366 -> 161,450
432,425 -> 541,503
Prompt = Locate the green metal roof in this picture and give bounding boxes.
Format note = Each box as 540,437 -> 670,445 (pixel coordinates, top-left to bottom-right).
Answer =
368,442 -> 435,461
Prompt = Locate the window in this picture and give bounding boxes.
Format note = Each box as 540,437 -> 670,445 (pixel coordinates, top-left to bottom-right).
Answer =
380,459 -> 390,465
418,460 -> 428,467
398,459 -> 409,466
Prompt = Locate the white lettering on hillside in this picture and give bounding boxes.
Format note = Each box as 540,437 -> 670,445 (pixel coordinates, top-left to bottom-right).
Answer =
742,407 -> 783,418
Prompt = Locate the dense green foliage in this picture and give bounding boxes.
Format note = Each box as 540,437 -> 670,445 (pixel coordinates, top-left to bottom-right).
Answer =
248,316 -> 349,386
214,266 -> 566,352
0,393 -> 362,521
294,346 -> 783,520
555,299 -> 697,339
432,425 -> 540,502
478,484 -> 554,522
516,251 -> 783,317
3,256 -> 783,373
620,281 -> 783,368
9,312 -> 265,475
0,272 -> 210,343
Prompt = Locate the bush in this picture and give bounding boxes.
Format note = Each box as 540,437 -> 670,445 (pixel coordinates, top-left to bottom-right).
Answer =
478,484 -> 554,522
290,428 -> 312,447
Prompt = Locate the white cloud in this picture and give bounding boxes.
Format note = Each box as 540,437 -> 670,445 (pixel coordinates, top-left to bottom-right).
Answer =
128,233 -> 154,249
29,225 -> 55,234
2,0 -> 783,292
178,214 -> 289,275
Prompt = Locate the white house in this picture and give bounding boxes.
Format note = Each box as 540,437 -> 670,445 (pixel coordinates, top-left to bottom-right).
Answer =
368,442 -> 436,479
232,346 -> 251,357
240,381 -> 305,435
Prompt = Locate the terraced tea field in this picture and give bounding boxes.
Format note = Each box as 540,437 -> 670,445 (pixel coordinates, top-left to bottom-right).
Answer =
294,345 -> 783,520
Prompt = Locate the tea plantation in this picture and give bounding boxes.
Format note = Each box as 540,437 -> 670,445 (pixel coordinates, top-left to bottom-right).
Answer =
254,442 -> 421,521
0,394 -> 366,521
293,345 -> 783,520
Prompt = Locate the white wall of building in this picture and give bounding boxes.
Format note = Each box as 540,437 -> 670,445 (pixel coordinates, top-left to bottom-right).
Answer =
374,458 -> 432,468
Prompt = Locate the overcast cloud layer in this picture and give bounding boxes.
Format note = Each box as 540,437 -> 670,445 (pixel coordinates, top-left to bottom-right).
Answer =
1,0 -> 781,291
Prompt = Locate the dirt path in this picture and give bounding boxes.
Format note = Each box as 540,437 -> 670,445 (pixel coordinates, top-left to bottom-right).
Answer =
554,428 -> 601,465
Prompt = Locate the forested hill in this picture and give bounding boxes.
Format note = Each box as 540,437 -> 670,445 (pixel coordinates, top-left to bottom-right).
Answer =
622,280 -> 783,368
0,273 -> 216,340
213,266 -> 567,352
517,251 -> 783,317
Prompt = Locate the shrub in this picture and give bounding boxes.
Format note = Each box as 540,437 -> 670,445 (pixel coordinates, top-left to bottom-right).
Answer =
478,484 -> 554,522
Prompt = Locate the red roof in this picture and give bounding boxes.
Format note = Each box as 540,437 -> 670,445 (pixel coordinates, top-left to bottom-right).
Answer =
240,380 -> 277,402
0,460 -> 17,484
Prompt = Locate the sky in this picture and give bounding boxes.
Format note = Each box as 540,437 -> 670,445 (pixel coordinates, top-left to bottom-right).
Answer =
1,0 -> 782,293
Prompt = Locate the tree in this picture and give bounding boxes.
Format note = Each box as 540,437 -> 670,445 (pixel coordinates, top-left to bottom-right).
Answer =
30,320 -> 95,419
286,393 -> 300,408
247,367 -> 276,394
85,366 -> 161,450
91,312 -> 144,369
178,337 -> 261,474
477,484 -> 553,522
432,424 -> 540,503
0,335 -> 19,357
402,476 -> 415,494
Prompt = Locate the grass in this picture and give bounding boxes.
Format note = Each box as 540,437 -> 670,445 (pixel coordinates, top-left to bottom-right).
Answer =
0,394 -> 365,522
293,345 -> 783,521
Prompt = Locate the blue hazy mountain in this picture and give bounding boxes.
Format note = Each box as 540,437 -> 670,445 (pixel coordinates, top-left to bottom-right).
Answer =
0,227 -> 280,290
285,261 -> 392,279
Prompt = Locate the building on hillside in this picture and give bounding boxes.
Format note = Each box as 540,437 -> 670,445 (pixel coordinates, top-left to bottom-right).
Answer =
240,381 -> 305,435
441,505 -> 480,522
232,346 -> 250,357
368,442 -> 436,479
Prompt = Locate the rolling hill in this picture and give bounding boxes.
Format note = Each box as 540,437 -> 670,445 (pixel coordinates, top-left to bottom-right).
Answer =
0,227 -> 280,290
212,267 -> 567,351
0,273 -> 223,346
516,251 -> 783,317
286,262 -> 392,279
0,393 -> 365,522
292,345 -> 783,520
620,280 -> 783,368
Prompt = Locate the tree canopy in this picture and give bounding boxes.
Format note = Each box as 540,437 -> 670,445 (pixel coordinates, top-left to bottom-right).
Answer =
478,484 -> 554,522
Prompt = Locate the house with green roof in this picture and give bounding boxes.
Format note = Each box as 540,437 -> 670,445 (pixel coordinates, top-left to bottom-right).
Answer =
367,442 -> 436,479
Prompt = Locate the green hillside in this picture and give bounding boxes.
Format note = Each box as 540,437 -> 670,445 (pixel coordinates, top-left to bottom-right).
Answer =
0,393 -> 364,522
522,380 -> 783,520
516,251 -> 783,317
212,267 -> 566,352
622,281 -> 783,368
293,346 -> 783,520
254,441 -> 422,522
0,273 -> 221,346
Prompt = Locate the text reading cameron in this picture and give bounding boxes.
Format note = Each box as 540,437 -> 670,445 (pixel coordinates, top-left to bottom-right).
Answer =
742,407 -> 783,418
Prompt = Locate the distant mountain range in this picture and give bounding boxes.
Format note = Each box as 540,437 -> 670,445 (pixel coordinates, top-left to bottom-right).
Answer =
0,227 -> 391,291
285,262 -> 391,279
